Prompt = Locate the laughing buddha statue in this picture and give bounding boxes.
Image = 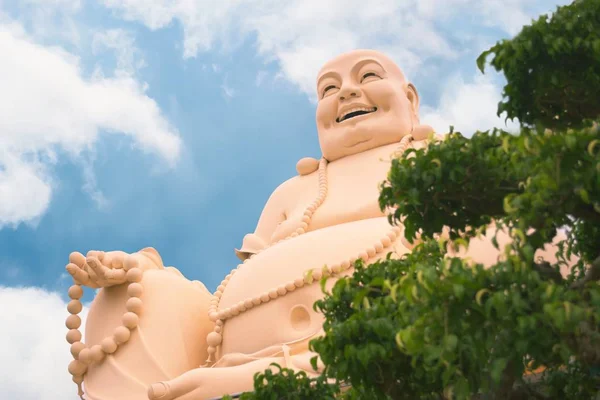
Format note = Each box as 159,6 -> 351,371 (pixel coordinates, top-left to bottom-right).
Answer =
63,49 -> 565,400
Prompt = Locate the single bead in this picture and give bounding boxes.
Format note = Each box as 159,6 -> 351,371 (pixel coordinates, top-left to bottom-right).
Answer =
216,319 -> 223,327
126,268 -> 143,283
90,345 -> 105,362
301,215 -> 310,223
299,222 -> 309,231
67,300 -> 82,314
114,326 -> 131,344
244,299 -> 253,309
294,278 -> 305,288
66,329 -> 82,344
68,360 -> 87,376
66,314 -> 81,330
322,267 -> 331,277
231,305 -> 240,316
225,273 -> 233,280
217,285 -> 226,292
386,231 -> 397,241
312,269 -> 323,280
285,282 -> 296,291
72,375 -> 84,384
127,283 -> 143,298
70,342 -> 85,359
277,286 -> 287,296
214,291 -> 223,298
341,260 -> 351,270
209,312 -> 219,322
101,337 -> 118,354
295,228 -> 305,235
207,332 -> 222,347
78,348 -> 92,364
252,296 -> 262,305
375,243 -> 384,253
268,289 -> 278,299
307,205 -> 316,212
207,346 -> 217,355
367,247 -> 377,257
218,311 -> 227,320
122,312 -> 139,329
359,252 -> 369,261
331,264 -> 341,274
68,285 -> 83,300
210,298 -> 219,304
260,293 -> 270,303
381,235 -> 393,247
126,297 -> 143,314
393,226 -> 403,235
214,325 -> 222,333
221,308 -> 231,318
290,232 -> 298,238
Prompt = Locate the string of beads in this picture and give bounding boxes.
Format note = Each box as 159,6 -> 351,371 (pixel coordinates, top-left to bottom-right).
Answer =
66,258 -> 145,398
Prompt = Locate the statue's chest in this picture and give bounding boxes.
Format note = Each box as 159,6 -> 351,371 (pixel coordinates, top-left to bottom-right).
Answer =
288,155 -> 393,232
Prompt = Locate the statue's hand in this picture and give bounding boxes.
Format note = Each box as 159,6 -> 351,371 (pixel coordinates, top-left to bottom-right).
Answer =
65,248 -> 163,288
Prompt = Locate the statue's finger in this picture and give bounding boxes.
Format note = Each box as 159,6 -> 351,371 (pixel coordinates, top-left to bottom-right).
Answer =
124,254 -> 140,272
105,268 -> 126,284
86,250 -> 105,262
148,378 -> 189,400
87,257 -> 108,282
69,252 -> 86,268
110,251 -> 128,269
66,263 -> 97,288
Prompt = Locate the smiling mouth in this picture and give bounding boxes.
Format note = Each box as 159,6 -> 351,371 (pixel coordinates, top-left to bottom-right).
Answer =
336,107 -> 377,123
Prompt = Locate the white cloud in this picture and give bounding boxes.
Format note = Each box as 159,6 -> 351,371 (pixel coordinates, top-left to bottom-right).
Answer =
92,28 -> 146,77
0,23 -> 181,228
421,74 -> 519,137
0,286 -> 88,400
100,0 -> 568,99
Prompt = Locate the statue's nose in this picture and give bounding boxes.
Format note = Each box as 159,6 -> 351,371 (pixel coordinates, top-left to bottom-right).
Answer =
338,85 -> 360,101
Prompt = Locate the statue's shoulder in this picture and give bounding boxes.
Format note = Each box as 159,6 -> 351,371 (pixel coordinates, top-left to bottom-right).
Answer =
268,159 -> 319,200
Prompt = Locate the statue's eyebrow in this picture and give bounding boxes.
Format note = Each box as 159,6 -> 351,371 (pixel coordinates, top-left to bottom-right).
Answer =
352,59 -> 385,75
317,71 -> 341,88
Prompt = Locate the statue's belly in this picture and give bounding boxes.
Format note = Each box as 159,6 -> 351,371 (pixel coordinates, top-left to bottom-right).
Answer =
219,216 -> 409,356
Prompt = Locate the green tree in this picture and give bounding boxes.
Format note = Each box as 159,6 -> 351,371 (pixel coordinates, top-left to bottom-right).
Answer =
234,0 -> 600,398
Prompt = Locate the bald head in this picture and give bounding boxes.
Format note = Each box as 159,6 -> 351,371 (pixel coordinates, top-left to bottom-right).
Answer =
314,49 -> 420,161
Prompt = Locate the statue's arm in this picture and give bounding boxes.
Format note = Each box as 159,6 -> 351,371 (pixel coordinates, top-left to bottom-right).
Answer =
235,180 -> 295,261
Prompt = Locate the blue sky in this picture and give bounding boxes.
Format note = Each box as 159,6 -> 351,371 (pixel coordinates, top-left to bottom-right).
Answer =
0,0 -> 570,398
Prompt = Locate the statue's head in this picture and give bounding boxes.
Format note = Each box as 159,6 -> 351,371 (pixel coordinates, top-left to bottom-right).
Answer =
315,49 -> 420,161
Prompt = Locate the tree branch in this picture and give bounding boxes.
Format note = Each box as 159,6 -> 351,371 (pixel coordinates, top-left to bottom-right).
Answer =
570,255 -> 600,289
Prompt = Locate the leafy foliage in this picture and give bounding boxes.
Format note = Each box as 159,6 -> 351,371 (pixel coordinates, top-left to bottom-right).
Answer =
235,1 -> 600,398
221,364 -> 340,400
477,0 -> 600,130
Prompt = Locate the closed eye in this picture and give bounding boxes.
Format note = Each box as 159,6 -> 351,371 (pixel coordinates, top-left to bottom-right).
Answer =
360,72 -> 380,83
322,85 -> 337,98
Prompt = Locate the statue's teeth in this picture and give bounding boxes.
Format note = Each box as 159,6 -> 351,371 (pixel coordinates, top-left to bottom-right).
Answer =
340,107 -> 375,121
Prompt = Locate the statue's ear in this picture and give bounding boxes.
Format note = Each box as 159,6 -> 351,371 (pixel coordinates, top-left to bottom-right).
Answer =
405,83 -> 420,117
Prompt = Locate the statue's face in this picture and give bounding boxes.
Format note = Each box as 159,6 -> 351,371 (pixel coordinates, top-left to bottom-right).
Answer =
315,50 -> 419,161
